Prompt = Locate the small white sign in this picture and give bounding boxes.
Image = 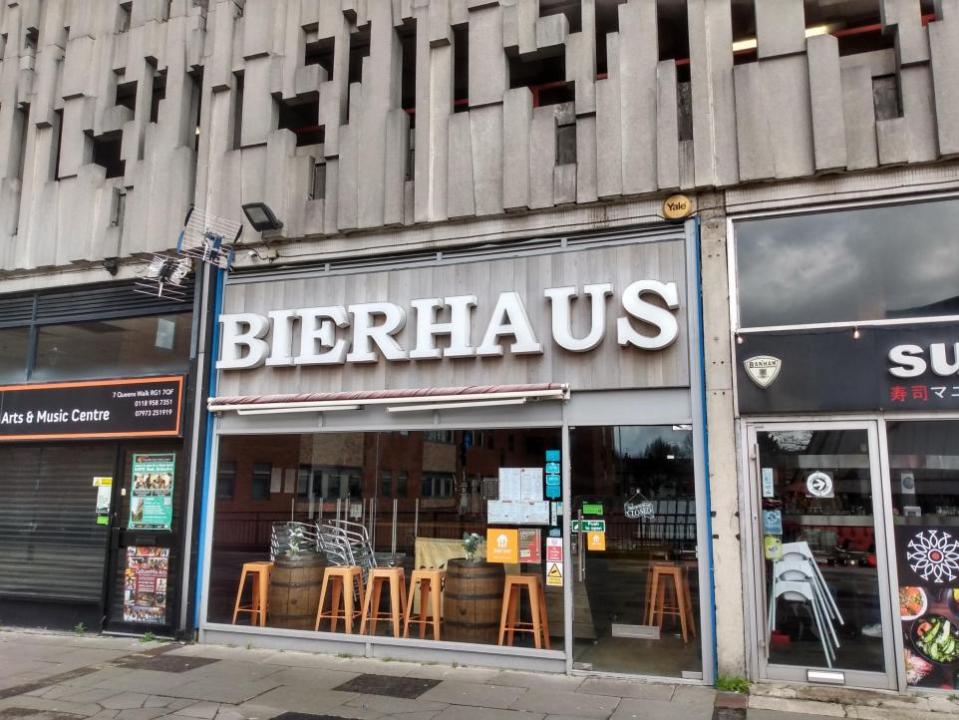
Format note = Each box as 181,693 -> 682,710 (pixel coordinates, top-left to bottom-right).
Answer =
744,355 -> 782,389
806,471 -> 834,499
901,471 -> 916,495
761,467 -> 775,498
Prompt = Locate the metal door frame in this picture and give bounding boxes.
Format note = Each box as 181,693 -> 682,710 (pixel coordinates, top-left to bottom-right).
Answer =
743,420 -> 898,690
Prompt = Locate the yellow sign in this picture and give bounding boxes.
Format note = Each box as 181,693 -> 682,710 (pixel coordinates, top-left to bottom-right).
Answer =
486,528 -> 519,564
662,193 -> 694,221
546,562 -> 564,587
587,531 -> 606,551
92,476 -> 113,487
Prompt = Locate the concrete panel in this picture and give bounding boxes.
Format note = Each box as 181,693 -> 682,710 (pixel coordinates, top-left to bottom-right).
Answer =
336,122 -> 358,230
446,110 -> 474,218
929,16 -> 959,155
413,28 -> 452,222
535,12 -> 568,50
877,116 -> 911,164
881,0 -> 930,65
617,0 -> 657,195
240,57 -> 276,147
595,76 -> 622,199
841,64 -> 879,169
761,54 -> 815,179
467,5 -> 507,107
241,0 -> 277,59
807,34 -> 847,172
656,60 -> 679,190
733,62 -> 773,181
565,30 -> 596,116
61,34 -> 94,99
756,0 -> 805,58
502,87 -> 531,211
384,107 -> 409,225
575,114 -> 597,204
529,105 -> 555,209
208,0 -> 238,92
552,162 -> 575,206
688,0 -> 738,186
901,63 -> 939,161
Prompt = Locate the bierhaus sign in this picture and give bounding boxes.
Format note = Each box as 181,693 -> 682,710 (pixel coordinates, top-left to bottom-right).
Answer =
218,281 -> 681,370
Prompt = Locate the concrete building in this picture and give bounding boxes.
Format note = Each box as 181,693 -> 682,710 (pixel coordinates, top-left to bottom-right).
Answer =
2,0 -> 959,699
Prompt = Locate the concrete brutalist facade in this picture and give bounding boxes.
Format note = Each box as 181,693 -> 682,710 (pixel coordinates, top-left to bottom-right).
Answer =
4,0 -> 959,683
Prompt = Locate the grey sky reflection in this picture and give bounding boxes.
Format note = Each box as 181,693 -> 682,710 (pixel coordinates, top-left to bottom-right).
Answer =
735,201 -> 959,327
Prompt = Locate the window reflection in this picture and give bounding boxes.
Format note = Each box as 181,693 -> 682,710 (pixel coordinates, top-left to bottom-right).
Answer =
32,314 -> 192,381
735,200 -> 959,327
0,327 -> 29,383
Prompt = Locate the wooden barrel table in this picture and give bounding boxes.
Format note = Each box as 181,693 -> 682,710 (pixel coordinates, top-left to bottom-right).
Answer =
442,559 -> 505,644
268,552 -> 326,629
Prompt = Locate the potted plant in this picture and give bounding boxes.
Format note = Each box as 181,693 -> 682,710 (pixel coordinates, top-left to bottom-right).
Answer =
462,532 -> 483,563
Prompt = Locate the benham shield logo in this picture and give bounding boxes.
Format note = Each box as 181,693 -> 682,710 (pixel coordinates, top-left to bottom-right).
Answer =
744,355 -> 782,389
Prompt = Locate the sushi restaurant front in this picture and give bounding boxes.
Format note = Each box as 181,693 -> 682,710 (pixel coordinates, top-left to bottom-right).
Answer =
197,225 -> 717,681
731,199 -> 959,692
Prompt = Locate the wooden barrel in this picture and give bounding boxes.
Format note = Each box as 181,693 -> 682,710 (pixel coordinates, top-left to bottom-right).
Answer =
268,553 -> 326,629
443,559 -> 505,644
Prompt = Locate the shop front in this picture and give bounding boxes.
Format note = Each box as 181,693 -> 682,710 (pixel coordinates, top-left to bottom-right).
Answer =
731,197 -> 959,692
198,224 -> 716,681
0,282 -> 196,634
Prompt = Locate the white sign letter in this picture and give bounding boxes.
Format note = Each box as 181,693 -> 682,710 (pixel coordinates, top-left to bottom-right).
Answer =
296,306 -> 350,365
477,292 -> 544,357
266,310 -> 298,366
930,342 -> 959,376
217,313 -> 270,369
888,344 -> 927,378
346,303 -> 409,363
616,280 -> 680,350
545,283 -> 613,352
410,295 -> 477,360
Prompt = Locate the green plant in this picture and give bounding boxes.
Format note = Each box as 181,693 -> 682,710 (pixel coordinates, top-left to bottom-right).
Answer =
73,622 -> 86,635
715,675 -> 750,694
462,532 -> 483,562
140,632 -> 156,643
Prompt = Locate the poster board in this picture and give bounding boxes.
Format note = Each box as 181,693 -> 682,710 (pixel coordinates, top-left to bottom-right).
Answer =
128,453 -> 176,531
123,546 -> 170,624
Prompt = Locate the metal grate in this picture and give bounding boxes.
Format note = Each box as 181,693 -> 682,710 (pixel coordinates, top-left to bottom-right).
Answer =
331,674 -> 440,699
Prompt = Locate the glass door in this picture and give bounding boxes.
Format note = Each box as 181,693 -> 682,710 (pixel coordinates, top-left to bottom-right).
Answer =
747,422 -> 897,689
569,425 -> 703,678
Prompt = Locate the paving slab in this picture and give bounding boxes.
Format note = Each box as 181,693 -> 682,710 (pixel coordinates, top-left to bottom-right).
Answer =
101,694 -> 150,710
251,668 -> 358,691
577,678 -> 674,701
173,703 -> 220,719
343,693 -> 449,715
488,671 -> 583,691
419,681 -> 525,710
433,707 -> 545,720
162,679 -> 282,705
241,686 -> 359,715
115,708 -> 168,720
671,686 -> 717,707
510,689 -> 620,719
611,697 -> 712,720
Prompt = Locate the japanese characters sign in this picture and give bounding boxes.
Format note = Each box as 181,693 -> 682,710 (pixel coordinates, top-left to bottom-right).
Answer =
736,323 -> 959,413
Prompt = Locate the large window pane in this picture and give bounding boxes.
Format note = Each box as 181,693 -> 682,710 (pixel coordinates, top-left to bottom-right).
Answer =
735,200 -> 959,328
208,429 -> 564,651
0,327 -> 29,383
889,421 -> 959,690
33,313 -> 192,381
569,426 -> 701,677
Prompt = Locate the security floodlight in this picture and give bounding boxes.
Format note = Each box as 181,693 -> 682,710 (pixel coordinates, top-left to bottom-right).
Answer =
242,202 -> 283,232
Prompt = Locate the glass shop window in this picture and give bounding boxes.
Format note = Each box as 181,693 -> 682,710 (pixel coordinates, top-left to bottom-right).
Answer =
217,461 -> 236,501
734,199 -> 959,328
32,313 -> 192,381
0,326 -> 29,383
207,428 -> 565,653
888,420 -> 959,689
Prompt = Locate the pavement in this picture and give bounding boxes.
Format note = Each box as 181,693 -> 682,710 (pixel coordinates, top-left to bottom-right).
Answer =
0,629 -> 941,720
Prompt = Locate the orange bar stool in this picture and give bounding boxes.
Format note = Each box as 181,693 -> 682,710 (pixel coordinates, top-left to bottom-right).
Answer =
498,574 -> 550,649
315,566 -> 365,633
404,569 -> 445,640
359,567 -> 408,638
231,561 -> 273,627
646,563 -> 696,642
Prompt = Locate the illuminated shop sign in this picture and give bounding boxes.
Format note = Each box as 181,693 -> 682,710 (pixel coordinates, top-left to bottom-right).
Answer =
0,376 -> 184,441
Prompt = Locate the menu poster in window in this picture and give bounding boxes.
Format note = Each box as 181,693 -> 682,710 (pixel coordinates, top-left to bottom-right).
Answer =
123,546 -> 169,624
895,526 -> 959,688
519,528 -> 542,563
128,453 -> 175,530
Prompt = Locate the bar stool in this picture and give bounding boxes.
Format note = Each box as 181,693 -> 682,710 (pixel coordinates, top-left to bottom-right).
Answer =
315,566 -> 365,633
359,567 -> 407,638
498,574 -> 550,649
404,569 -> 445,640
231,561 -> 273,627
646,563 -> 696,642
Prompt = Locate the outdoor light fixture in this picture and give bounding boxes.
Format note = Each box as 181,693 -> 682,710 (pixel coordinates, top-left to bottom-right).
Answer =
242,202 -> 284,232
